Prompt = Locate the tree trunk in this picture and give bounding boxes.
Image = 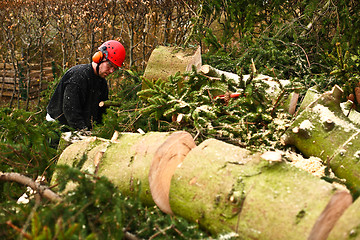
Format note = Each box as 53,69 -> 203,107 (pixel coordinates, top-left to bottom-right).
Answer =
168,138 -> 350,238
53,131 -> 353,238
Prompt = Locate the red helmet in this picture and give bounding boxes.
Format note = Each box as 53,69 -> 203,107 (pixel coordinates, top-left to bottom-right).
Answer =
96,40 -> 126,67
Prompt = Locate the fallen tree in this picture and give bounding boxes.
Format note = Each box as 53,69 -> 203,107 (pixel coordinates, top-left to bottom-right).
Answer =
52,130 -> 355,239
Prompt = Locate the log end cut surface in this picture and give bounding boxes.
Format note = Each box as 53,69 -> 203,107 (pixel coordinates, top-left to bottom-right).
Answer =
149,131 -> 196,214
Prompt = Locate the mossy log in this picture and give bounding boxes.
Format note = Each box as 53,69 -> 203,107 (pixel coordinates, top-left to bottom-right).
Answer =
168,138 -> 350,238
53,132 -> 175,205
53,131 -> 354,238
282,85 -> 360,193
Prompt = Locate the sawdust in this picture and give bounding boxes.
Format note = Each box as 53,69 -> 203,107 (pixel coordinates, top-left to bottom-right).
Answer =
285,151 -> 325,177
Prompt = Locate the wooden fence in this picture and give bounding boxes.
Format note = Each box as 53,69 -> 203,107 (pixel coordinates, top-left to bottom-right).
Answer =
0,61 -> 54,100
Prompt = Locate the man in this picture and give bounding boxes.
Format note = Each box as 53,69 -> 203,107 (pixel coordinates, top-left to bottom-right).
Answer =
46,40 -> 126,130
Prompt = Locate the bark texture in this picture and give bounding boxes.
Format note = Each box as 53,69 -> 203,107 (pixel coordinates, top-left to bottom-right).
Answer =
282,85 -> 360,192
0,172 -> 61,202
168,138 -> 348,238
53,131 -> 353,238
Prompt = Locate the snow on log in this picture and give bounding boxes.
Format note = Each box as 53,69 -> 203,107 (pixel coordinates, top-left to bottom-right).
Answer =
199,64 -> 296,112
200,64 -> 242,83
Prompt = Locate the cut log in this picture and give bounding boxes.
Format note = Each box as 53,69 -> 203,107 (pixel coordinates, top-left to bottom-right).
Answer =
355,87 -> 360,104
168,138 -> 346,238
327,194 -> 360,239
199,64 -> 285,86
199,64 -> 294,109
53,132 -> 176,205
142,45 -> 202,89
149,131 -> 196,214
200,64 -> 242,83
54,131 -> 350,238
289,92 -> 300,115
282,85 -> 360,192
99,100 -> 122,108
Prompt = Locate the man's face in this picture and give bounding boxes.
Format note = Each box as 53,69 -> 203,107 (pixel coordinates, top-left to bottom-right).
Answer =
98,60 -> 119,78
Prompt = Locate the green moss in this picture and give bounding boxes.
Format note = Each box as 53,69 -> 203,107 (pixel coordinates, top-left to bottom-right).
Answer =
170,139 -> 336,238
98,132 -> 172,206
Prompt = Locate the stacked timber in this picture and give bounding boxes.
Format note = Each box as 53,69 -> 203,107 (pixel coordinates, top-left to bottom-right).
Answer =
0,61 -> 53,99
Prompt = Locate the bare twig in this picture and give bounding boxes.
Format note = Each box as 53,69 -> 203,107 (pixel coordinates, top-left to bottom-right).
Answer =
0,172 -> 61,202
21,201 -> 40,240
149,224 -> 174,240
207,89 -> 215,106
6,221 -> 32,240
124,230 -> 141,240
26,109 -> 43,122
290,42 -> 311,69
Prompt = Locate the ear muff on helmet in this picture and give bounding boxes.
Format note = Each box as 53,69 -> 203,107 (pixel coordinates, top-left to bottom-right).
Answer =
92,51 -> 104,63
92,46 -> 108,63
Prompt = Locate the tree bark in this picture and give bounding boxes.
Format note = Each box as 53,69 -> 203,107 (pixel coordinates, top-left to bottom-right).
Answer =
168,138 -> 350,238
53,131 -> 354,238
282,85 -> 360,192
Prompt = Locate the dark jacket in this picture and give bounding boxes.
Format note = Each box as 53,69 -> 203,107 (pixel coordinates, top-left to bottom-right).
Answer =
47,64 -> 108,130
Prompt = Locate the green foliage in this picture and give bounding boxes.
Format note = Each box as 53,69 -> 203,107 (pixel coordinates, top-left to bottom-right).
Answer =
137,68 -> 293,150
328,42 -> 360,100
0,107 -> 61,202
202,35 -> 313,80
0,108 -> 60,173
0,165 -> 208,239
2,1 -> 360,239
